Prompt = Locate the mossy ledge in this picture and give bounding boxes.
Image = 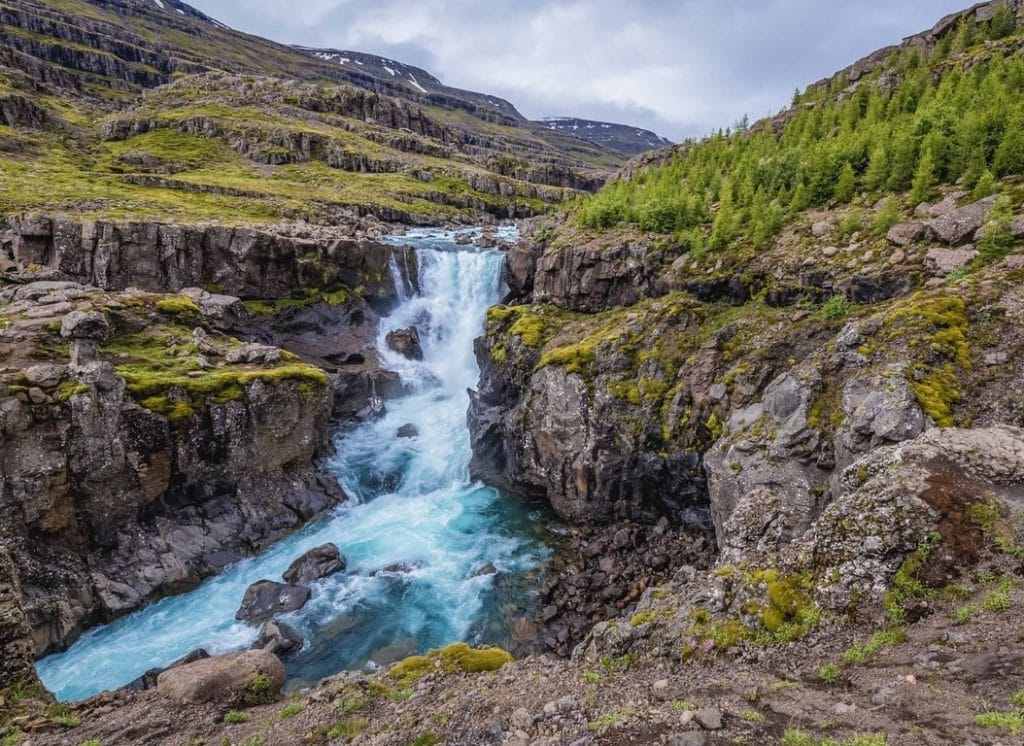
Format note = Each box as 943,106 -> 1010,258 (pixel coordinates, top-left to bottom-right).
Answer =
388,643 -> 514,686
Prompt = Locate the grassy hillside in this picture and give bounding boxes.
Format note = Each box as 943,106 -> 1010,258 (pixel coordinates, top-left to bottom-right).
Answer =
0,0 -> 621,224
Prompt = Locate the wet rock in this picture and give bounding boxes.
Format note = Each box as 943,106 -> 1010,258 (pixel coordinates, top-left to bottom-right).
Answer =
235,580 -> 311,624
254,620 -> 304,657
282,543 -> 346,585
397,423 -> 420,438
386,327 -> 423,360
156,650 -> 285,706
355,396 -> 386,422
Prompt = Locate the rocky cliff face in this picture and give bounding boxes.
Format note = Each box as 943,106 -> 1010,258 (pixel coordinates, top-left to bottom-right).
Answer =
0,280 -> 343,654
0,214 -> 416,302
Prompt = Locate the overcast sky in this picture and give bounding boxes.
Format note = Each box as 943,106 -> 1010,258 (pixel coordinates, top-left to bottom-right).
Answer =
187,0 -> 968,141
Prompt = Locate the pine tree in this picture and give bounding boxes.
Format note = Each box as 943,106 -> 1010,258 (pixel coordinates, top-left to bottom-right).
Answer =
960,145 -> 989,189
710,181 -> 736,250
864,145 -> 890,191
989,3 -> 1017,39
874,198 -> 902,237
910,150 -> 937,205
972,169 -> 997,200
887,133 -> 918,192
834,161 -> 857,203
993,116 -> 1024,176
954,17 -> 977,50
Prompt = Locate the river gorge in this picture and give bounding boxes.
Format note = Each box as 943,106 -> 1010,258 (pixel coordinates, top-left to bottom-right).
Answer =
37,228 -> 553,701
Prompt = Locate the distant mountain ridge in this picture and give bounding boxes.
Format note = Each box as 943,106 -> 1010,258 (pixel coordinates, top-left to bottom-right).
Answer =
539,116 -> 674,156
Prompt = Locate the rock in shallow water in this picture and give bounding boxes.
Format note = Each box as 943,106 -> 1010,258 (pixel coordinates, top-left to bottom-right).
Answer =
235,580 -> 311,624
386,326 -> 423,360
254,620 -> 304,657
282,543 -> 346,585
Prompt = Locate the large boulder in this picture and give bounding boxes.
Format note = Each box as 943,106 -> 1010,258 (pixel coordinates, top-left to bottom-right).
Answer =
924,195 -> 998,246
156,650 -> 285,706
282,543 -> 346,585
385,327 -> 423,361
235,580 -> 310,624
180,287 -> 245,329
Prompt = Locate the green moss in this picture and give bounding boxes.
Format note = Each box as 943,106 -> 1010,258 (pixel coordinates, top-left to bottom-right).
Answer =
883,294 -> 971,427
388,643 -> 513,685
629,611 -> 658,627
155,296 -> 202,317
55,382 -> 89,401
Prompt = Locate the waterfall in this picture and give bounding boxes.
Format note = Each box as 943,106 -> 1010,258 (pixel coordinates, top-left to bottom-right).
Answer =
37,227 -> 548,701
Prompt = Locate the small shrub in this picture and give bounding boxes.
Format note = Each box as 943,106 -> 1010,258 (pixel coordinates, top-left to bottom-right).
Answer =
277,702 -> 303,721
223,711 -> 249,724
818,663 -> 841,684
983,582 -> 1014,612
582,671 -> 601,684
587,712 -> 625,733
816,295 -> 855,321
325,718 -> 369,740
741,709 -> 766,723
242,672 -> 276,706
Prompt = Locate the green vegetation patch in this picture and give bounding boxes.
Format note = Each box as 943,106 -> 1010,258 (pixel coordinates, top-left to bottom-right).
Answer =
882,293 -> 971,427
102,325 -> 326,422
388,643 -> 513,686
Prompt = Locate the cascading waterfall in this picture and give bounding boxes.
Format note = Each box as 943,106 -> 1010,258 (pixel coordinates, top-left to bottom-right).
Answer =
37,227 -> 550,702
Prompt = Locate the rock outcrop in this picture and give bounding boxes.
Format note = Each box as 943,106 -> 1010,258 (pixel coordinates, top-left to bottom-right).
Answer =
0,215 -> 417,303
0,282 -> 343,654
235,581 -> 311,625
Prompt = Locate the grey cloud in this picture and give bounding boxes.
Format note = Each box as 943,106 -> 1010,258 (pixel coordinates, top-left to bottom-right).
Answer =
189,0 -> 969,140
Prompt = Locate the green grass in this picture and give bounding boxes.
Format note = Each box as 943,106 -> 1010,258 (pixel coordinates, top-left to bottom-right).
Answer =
276,702 -> 304,721
975,710 -> 1024,736
223,711 -> 249,724
587,712 -> 625,733
841,628 -> 908,665
781,730 -> 887,746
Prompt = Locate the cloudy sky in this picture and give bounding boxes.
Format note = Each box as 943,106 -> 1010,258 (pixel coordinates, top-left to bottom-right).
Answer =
188,0 -> 967,141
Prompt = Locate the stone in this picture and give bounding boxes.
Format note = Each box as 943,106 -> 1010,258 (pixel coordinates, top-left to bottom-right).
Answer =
886,221 -> 926,246
225,343 -> 281,365
1003,254 -> 1024,269
888,249 -> 906,264
24,364 -> 66,388
386,327 -> 423,361
27,387 -> 47,405
985,351 -> 1009,366
695,707 -> 723,730
254,620 -> 304,656
282,544 -> 346,585
822,246 -> 839,257
235,580 -> 311,624
60,310 -> 110,341
180,288 -> 245,329
925,247 -> 978,276
511,707 -> 533,731
397,423 -> 420,438
156,650 -> 285,706
924,195 -> 998,245
811,220 -> 833,238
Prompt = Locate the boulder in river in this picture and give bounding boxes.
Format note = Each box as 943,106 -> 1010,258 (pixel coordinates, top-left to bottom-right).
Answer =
156,649 -> 285,706
283,543 -> 346,585
386,327 -> 423,360
254,620 -> 304,657
397,423 -> 419,438
235,580 -> 310,624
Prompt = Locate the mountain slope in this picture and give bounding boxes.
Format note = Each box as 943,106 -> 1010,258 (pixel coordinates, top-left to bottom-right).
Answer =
538,116 -> 674,156
0,0 -> 626,224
